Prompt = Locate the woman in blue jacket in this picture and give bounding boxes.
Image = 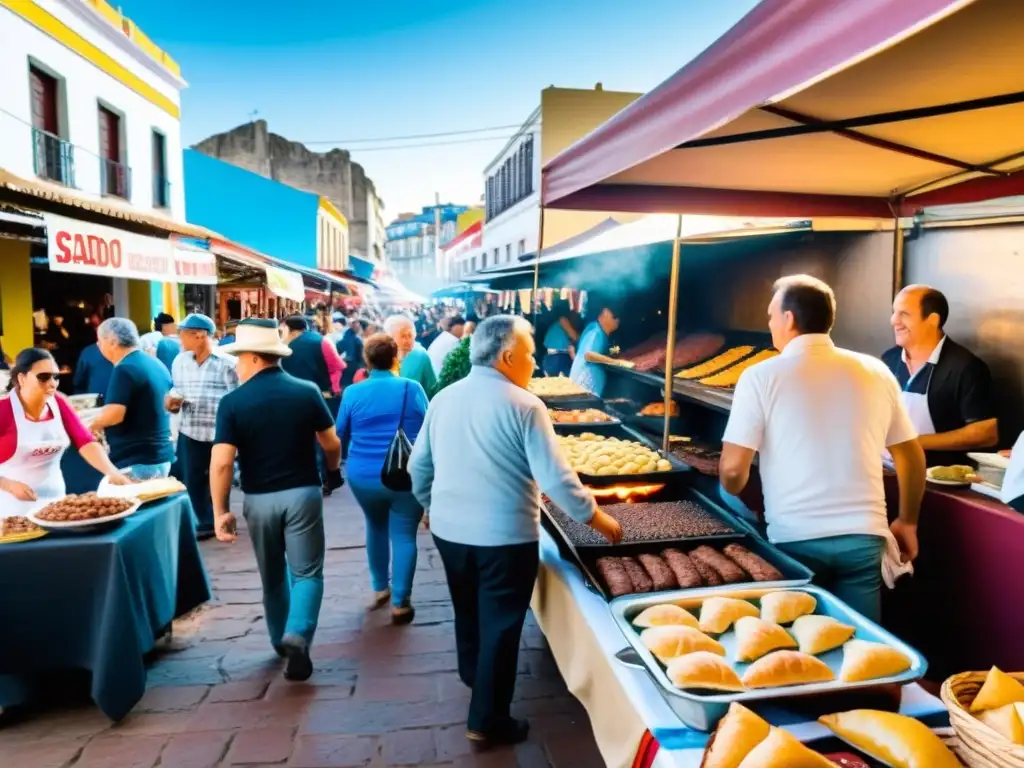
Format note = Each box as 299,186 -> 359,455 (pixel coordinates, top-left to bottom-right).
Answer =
336,333 -> 428,624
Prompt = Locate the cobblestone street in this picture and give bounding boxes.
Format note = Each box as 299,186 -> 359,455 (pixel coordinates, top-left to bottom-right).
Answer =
0,490 -> 605,767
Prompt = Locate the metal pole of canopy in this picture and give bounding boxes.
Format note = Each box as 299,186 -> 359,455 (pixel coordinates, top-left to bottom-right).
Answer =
532,204 -> 544,326
891,217 -> 906,299
662,214 -> 684,454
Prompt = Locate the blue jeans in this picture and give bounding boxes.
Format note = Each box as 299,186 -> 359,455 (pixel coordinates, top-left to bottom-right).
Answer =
121,462 -> 172,480
348,476 -> 424,607
242,486 -> 325,646
777,534 -> 886,623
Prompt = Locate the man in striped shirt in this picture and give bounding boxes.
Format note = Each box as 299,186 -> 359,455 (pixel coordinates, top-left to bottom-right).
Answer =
167,314 -> 239,539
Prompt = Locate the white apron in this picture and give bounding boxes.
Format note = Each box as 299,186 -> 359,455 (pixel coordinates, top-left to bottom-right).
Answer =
0,394 -> 71,518
901,365 -> 937,438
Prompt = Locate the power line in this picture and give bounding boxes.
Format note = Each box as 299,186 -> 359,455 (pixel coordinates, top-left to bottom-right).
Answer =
301,124 -> 523,145
348,134 -> 529,153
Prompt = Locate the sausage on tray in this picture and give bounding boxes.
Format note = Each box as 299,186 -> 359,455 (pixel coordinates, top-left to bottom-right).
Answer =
690,545 -> 747,584
637,553 -> 678,592
595,557 -> 633,597
723,543 -> 785,582
621,556 -> 654,593
661,548 -> 704,589
687,549 -> 723,586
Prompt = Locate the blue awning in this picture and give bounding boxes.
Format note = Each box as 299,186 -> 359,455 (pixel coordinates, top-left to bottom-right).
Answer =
348,254 -> 376,282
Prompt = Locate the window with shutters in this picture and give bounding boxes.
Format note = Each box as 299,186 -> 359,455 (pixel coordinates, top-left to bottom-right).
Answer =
98,104 -> 130,199
28,64 -> 74,186
152,129 -> 169,207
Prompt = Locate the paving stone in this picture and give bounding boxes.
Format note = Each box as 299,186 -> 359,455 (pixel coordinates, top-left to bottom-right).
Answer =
382,727 -> 437,765
353,673 -> 438,703
434,725 -> 474,762
136,684 -> 210,712
288,734 -> 378,767
0,737 -> 88,768
301,698 -> 467,735
74,734 -> 167,768
187,700 -> 305,732
206,680 -> 271,703
160,731 -> 233,768
225,726 -> 296,765
110,711 -> 194,736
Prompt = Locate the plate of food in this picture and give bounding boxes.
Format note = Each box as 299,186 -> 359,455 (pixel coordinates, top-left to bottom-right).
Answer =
926,465 -> 981,486
0,515 -> 47,544
28,493 -> 141,530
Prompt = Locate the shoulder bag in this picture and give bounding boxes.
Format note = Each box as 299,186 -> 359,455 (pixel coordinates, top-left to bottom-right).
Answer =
381,381 -> 414,492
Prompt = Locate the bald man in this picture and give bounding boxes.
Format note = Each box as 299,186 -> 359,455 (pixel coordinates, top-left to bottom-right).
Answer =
881,285 -> 997,465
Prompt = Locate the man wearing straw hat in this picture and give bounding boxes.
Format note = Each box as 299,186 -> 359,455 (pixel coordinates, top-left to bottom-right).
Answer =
212,319 -> 343,681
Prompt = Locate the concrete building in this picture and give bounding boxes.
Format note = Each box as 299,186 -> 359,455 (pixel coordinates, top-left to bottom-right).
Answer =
184,149 -> 349,272
192,120 -> 385,262
0,0 -> 201,354
385,203 -> 469,297
452,85 -> 643,281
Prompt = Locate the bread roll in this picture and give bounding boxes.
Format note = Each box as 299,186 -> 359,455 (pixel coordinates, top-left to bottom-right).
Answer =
733,616 -> 797,663
664,651 -> 743,693
699,596 -> 759,634
701,702 -> 770,768
790,615 -> 856,655
633,603 -> 699,630
641,625 -> 724,663
838,639 -> 911,683
735,726 -> 836,768
759,591 -> 816,625
819,710 -> 960,768
741,650 -> 834,689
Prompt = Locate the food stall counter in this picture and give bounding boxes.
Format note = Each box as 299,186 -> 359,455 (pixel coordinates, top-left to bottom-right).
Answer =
531,529 -> 949,768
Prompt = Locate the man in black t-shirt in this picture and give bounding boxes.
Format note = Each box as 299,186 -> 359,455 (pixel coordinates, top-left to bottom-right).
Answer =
882,285 -> 998,465
212,320 -> 343,683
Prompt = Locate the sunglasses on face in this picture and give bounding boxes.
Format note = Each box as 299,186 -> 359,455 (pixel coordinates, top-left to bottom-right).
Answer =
34,373 -> 60,383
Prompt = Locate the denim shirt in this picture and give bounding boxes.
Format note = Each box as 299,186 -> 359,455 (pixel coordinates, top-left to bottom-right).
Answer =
336,370 -> 428,482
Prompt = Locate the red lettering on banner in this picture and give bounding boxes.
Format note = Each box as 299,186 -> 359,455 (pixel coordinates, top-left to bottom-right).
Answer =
86,235 -> 102,265
55,231 -> 72,263
110,239 -> 122,268
73,233 -> 88,264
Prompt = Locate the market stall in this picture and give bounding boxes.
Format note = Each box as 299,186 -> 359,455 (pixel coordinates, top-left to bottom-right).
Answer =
528,0 -> 1024,764
0,493 -> 210,720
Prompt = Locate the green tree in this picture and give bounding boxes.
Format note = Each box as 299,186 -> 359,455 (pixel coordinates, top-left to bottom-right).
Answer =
435,336 -> 472,393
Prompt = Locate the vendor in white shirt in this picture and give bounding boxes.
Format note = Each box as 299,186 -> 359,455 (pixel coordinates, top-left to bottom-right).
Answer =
719,275 -> 926,623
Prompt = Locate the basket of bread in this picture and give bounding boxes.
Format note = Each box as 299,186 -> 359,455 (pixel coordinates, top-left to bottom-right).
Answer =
941,666 -> 1024,767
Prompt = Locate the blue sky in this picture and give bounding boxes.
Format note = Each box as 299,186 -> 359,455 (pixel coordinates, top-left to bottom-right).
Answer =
120,0 -> 758,217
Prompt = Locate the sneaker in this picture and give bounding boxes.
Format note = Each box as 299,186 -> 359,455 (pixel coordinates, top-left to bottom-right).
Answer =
390,604 -> 415,626
280,633 -> 313,682
466,718 -> 530,751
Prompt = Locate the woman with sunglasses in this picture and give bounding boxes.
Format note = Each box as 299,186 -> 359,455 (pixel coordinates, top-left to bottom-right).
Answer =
0,348 -> 130,515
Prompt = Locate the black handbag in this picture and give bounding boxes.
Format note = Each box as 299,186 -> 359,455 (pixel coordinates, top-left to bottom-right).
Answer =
381,382 -> 414,492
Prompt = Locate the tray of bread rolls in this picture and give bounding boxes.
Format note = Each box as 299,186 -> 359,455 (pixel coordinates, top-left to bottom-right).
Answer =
609,584 -> 927,732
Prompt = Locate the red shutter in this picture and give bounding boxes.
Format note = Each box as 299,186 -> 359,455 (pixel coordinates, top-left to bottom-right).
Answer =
98,107 -> 120,161
29,68 -> 58,133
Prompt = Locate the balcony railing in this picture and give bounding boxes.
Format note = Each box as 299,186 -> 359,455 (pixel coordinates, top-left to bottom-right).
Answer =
100,157 -> 131,199
153,174 -> 170,208
31,127 -> 75,187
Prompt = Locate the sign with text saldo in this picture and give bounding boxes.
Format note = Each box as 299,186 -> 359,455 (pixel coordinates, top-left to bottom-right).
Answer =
45,213 -> 175,282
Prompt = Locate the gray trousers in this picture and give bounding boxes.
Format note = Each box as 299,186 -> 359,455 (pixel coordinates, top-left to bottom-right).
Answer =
242,486 -> 325,646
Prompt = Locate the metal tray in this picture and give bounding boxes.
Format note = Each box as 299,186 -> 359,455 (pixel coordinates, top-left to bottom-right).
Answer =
541,489 -> 813,602
548,403 -> 622,433
535,392 -> 603,407
610,584 -> 928,731
560,424 -> 690,487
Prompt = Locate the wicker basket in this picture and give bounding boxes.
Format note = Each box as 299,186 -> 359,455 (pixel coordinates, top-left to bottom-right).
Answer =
941,671 -> 1024,767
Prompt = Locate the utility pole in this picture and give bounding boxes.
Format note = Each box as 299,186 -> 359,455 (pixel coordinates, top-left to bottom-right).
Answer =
434,191 -> 442,281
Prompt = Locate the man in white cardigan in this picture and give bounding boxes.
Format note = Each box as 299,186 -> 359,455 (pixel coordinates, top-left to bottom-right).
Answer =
409,315 -> 621,750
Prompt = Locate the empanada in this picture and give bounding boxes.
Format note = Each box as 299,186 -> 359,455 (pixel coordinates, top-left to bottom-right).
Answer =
665,651 -> 743,692
735,726 -> 836,768
970,666 -> 1024,712
759,591 -> 816,625
701,703 -> 770,768
733,616 -> 797,662
633,603 -> 699,630
791,615 -> 856,655
839,639 -> 912,683
819,710 -> 960,768
741,650 -> 834,689
699,597 -> 759,634
641,625 -> 725,663
976,702 -> 1024,745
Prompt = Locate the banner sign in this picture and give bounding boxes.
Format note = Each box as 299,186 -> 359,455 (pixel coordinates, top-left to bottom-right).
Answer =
172,244 -> 218,285
44,213 -> 217,285
265,265 -> 306,302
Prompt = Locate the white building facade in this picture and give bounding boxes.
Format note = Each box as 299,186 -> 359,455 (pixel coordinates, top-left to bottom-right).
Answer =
0,0 -> 187,219
453,107 -> 540,280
